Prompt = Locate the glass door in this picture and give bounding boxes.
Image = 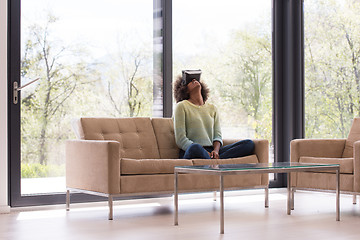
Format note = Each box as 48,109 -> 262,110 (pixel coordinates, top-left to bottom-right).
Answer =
9,0 -> 156,206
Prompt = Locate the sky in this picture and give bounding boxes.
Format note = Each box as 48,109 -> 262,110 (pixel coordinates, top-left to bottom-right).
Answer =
21,0 -> 153,58
21,0 -> 271,59
173,0 -> 271,54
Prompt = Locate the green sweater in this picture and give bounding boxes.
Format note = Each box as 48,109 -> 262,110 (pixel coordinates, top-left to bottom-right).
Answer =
173,100 -> 223,151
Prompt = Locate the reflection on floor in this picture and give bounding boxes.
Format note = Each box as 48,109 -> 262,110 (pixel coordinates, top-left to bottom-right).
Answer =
1,189 -> 360,240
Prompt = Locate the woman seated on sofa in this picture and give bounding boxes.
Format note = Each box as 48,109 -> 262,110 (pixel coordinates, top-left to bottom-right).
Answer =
173,70 -> 254,159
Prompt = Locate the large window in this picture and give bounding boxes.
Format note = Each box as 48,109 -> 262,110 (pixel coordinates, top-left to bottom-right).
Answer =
173,0 -> 273,156
305,0 -> 360,138
20,0 -> 154,195
10,0 -> 287,206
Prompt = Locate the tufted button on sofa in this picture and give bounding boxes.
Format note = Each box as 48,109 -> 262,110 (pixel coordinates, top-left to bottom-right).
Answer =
66,117 -> 269,219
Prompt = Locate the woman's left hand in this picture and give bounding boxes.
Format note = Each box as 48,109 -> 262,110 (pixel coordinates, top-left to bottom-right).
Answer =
210,150 -> 219,159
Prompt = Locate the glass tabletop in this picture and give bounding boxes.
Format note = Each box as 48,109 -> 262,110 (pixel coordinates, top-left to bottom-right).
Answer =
175,162 -> 339,171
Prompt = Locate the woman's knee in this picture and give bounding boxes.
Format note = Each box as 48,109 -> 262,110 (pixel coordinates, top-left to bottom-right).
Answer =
244,139 -> 255,153
185,143 -> 209,159
187,143 -> 203,152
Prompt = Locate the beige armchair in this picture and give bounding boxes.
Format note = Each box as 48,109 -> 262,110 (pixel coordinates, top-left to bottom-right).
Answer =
290,118 -> 360,203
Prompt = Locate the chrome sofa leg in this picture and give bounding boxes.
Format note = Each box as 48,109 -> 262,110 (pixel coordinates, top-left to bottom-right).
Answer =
265,186 -> 269,208
353,194 -> 357,205
66,189 -> 70,211
108,195 -> 113,220
213,191 -> 217,201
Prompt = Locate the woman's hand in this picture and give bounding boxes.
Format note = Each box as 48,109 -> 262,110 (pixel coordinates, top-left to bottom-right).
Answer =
210,150 -> 219,159
211,141 -> 221,159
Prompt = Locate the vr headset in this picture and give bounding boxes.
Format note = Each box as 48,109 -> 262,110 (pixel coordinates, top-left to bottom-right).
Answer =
182,69 -> 202,86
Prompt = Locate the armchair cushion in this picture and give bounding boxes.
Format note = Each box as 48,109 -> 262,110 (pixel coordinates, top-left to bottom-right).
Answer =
342,118 -> 360,158
299,156 -> 353,174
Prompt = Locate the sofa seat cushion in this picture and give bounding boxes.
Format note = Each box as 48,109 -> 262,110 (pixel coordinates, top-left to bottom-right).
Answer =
120,173 -> 263,194
299,156 -> 353,174
192,154 -> 259,166
121,158 -> 193,175
294,172 -> 354,192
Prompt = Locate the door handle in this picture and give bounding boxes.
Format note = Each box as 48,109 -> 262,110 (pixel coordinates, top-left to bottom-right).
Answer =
13,78 -> 39,104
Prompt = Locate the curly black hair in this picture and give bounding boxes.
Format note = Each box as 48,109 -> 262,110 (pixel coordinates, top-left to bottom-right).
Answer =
173,75 -> 210,103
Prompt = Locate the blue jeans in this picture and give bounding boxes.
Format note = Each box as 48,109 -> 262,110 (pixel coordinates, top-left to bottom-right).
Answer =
179,139 -> 255,159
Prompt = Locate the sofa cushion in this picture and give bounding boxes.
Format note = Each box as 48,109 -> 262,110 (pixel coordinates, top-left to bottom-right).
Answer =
151,118 -> 179,159
120,173 -> 263,194
79,117 -> 160,159
299,156 -> 353,174
192,154 -> 259,166
342,118 -> 360,158
121,158 -> 193,175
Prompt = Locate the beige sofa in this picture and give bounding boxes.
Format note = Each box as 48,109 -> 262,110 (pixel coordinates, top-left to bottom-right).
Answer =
66,117 -> 269,219
290,118 -> 360,203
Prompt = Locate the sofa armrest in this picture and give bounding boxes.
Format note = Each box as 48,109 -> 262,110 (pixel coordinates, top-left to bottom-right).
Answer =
290,139 -> 346,163
66,140 -> 120,194
223,139 -> 269,186
253,139 -> 269,164
353,141 -> 360,192
223,139 -> 269,164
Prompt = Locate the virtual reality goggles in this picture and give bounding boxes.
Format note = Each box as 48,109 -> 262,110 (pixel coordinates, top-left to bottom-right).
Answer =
182,70 -> 202,86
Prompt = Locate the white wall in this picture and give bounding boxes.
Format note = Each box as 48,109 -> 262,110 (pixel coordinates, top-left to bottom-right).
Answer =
0,0 -> 10,213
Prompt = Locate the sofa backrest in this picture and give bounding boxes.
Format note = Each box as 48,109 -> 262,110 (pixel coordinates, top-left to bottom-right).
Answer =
73,117 -> 161,159
342,117 -> 360,158
151,118 -> 179,159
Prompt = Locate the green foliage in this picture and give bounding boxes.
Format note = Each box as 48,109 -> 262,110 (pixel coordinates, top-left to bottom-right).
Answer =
21,163 -> 65,178
21,14 -> 95,165
304,0 -> 360,138
102,38 -> 153,118
20,12 -> 154,168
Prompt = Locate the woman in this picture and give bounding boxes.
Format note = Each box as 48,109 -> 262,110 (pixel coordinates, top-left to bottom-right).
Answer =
173,71 -> 255,159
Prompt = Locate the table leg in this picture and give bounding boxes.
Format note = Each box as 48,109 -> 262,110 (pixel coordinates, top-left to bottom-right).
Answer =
291,187 -> 294,210
174,171 -> 178,226
108,195 -> 113,220
336,168 -> 340,221
220,175 -> 224,234
287,172 -> 291,215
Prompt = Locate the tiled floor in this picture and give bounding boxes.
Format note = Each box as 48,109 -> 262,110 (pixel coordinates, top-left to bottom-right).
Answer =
1,189 -> 360,240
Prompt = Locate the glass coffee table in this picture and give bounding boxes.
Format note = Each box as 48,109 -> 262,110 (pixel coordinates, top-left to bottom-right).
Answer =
174,162 -> 340,234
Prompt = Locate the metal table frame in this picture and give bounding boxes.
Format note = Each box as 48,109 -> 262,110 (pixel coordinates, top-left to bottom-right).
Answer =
174,163 -> 340,234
